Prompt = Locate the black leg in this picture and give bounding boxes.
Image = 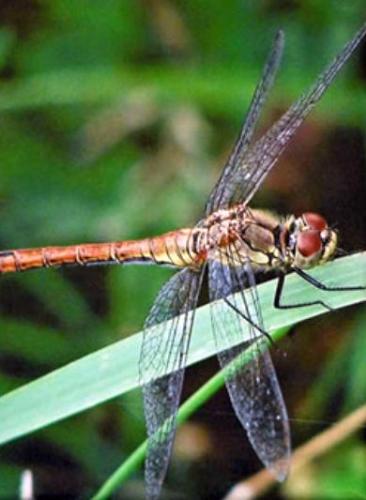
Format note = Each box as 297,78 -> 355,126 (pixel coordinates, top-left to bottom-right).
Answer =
274,272 -> 332,311
293,266 -> 366,292
223,297 -> 274,346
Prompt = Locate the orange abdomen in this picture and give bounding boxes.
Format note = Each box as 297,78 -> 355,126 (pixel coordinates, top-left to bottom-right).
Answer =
0,228 -> 197,274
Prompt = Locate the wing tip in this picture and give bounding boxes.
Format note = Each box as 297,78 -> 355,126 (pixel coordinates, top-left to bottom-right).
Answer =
269,455 -> 290,482
275,29 -> 285,45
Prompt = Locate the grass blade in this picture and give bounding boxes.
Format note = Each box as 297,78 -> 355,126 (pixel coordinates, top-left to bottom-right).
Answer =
0,253 -> 364,448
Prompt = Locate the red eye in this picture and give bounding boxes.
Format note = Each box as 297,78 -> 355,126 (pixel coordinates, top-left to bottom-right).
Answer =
303,212 -> 327,231
297,230 -> 322,257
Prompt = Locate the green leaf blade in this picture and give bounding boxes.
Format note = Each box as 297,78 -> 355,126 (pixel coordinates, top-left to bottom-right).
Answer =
0,253 -> 364,446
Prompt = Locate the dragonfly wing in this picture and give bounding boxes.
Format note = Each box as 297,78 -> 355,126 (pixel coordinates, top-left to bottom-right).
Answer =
205,30 -> 284,215
208,248 -> 290,479
212,23 -> 366,210
139,267 -> 203,500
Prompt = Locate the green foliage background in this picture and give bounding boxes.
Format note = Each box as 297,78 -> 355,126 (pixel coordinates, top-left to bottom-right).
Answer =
0,1 -> 365,498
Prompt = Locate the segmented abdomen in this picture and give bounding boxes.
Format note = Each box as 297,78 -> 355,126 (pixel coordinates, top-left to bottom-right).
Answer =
0,228 -> 199,274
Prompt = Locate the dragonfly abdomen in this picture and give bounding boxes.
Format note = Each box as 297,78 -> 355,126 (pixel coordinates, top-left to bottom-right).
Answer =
0,243 -> 135,273
140,229 -> 199,268
0,228 -> 198,274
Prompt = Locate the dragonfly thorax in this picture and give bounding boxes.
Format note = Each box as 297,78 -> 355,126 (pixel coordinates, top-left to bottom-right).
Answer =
282,212 -> 338,269
199,206 -> 283,270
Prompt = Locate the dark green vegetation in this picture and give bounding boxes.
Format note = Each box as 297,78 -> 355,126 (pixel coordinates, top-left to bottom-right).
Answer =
0,2 -> 365,498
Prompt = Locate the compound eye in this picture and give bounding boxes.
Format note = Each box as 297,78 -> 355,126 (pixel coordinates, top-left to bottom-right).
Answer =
297,230 -> 322,257
303,212 -> 327,231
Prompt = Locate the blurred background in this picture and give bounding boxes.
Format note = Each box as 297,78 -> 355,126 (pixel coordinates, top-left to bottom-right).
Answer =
0,1 -> 365,498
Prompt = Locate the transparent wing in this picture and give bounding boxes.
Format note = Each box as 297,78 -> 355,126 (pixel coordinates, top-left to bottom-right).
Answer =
208,245 -> 290,479
205,30 -> 284,215
212,22 -> 366,210
139,268 -> 203,500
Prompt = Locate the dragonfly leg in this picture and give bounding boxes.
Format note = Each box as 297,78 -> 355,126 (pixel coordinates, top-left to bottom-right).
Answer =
223,296 -> 274,346
293,267 -> 366,292
274,273 -> 332,311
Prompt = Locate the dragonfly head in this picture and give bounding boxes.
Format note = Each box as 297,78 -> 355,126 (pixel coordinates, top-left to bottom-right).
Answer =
286,212 -> 338,269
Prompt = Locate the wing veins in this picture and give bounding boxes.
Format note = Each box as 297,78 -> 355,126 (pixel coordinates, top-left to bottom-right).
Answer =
139,268 -> 204,500
208,245 -> 290,479
211,23 -> 366,210
205,30 -> 284,214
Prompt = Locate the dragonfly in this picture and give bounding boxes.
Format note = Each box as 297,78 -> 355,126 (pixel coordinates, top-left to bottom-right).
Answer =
1,24 -> 366,500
